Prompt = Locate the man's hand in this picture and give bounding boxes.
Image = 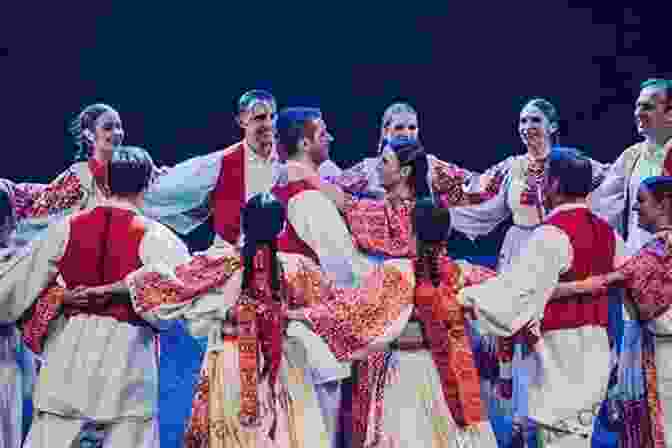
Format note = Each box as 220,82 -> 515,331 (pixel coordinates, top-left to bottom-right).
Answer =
150,164 -> 170,185
62,285 -> 111,308
577,275 -> 609,294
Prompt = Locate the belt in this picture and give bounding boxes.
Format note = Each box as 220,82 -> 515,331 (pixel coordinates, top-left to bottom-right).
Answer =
63,307 -> 152,330
389,336 -> 429,351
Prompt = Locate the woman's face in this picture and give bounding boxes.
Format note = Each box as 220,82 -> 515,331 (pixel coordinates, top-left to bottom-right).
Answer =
518,104 -> 554,149
92,109 -> 124,154
384,112 -> 419,143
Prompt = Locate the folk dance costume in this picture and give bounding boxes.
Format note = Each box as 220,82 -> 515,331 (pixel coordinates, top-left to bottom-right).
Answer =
124,239 -> 334,448
0,179 -> 42,448
606,228 -> 672,448
460,203 -> 626,448
333,152 -> 491,206
589,138 -> 672,254
307,191 -> 499,448
447,149 -> 609,445
143,140 -> 282,245
0,200 -> 191,447
7,157 -> 114,244
120,175 -> 415,447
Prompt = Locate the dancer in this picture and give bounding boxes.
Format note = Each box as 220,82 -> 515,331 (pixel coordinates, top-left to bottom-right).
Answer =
299,135 -> 498,447
557,175 -> 672,448
333,101 -> 490,206
445,98 -> 610,446
459,148 -> 625,447
16,103 -> 126,242
142,89 -> 283,245
590,78 -> 672,254
0,182 -> 38,448
0,147 -> 190,447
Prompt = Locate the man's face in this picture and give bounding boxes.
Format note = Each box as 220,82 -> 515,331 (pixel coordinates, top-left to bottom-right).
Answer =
633,186 -> 661,233
635,87 -> 670,138
304,118 -> 333,165
239,101 -> 276,150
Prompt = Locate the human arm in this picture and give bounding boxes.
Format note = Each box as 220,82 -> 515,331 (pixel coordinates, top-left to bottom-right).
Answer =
0,218 -> 68,325
142,150 -> 224,235
459,225 -> 571,336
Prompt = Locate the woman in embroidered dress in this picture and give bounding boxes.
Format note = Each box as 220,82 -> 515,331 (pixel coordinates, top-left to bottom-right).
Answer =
78,169 -> 418,448
15,103 -> 164,243
9,103 -> 125,244
0,183 -> 37,448
552,176 -> 672,448
289,136 -> 498,447
88,192 -> 348,448
442,98 -> 610,446
332,102 -> 493,207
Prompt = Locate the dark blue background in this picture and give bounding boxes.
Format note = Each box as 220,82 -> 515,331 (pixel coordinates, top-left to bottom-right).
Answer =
6,4 -> 668,447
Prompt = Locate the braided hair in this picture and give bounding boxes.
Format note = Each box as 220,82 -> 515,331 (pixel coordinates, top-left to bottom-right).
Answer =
413,197 -> 451,286
240,192 -> 286,298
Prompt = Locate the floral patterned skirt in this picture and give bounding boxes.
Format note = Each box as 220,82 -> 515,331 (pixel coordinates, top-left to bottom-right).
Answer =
184,337 -> 330,448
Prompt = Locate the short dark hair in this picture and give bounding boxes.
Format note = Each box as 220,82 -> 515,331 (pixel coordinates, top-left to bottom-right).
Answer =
240,192 -> 286,292
276,107 -> 322,158
641,176 -> 672,203
547,147 -> 593,197
108,146 -> 154,196
413,196 -> 451,243
237,89 -> 276,115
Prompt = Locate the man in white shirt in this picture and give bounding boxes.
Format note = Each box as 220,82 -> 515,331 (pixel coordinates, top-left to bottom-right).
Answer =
460,148 -> 626,448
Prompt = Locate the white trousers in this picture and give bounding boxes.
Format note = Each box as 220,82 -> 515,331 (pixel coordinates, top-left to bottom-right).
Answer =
24,412 -> 158,448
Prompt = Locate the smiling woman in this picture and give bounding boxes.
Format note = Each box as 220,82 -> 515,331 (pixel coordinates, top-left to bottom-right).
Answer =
8,104 -> 137,244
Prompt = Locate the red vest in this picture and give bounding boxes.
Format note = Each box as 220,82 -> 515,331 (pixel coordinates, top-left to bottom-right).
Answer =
541,207 -> 615,332
271,180 -> 320,265
58,206 -> 147,325
211,143 -> 245,244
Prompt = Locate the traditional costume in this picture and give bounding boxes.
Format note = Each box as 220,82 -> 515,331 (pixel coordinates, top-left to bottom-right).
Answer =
600,176 -> 672,448
121,171 -> 415,447
589,139 -> 672,254
142,140 -> 283,244
0,200 -> 191,447
9,158 -> 112,244
445,148 -> 609,445
333,153 -> 491,206
460,203 -> 626,447
0,179 -> 40,448
310,191 -> 500,448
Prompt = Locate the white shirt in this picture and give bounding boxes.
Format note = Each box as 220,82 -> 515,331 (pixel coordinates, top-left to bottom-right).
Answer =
460,202 -> 625,425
